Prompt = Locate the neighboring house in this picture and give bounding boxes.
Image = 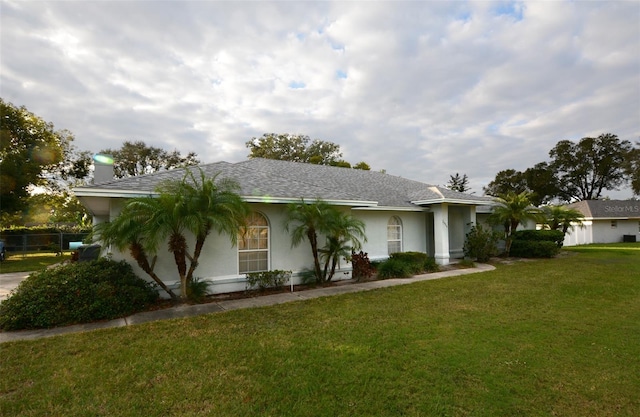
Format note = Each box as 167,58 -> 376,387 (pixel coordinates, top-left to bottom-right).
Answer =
563,200 -> 640,246
74,158 -> 492,294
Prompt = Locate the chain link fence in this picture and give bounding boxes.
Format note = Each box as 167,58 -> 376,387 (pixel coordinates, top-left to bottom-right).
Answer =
0,233 -> 91,254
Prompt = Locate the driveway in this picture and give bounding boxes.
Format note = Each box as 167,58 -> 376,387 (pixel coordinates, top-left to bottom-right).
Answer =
0,272 -> 31,301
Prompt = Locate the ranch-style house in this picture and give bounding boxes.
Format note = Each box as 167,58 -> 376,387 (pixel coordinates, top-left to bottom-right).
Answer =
74,158 -> 493,294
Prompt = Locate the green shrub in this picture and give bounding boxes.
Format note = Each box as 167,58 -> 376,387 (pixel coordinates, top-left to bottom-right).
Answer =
389,251 -> 427,266
509,240 -> 560,258
389,251 -> 438,273
377,252 -> 438,278
464,224 -> 501,262
422,256 -> 439,273
458,259 -> 476,268
296,269 -> 317,286
351,251 -> 374,281
370,259 -> 384,270
187,277 -> 212,302
246,270 -> 292,291
0,258 -> 158,330
377,258 -> 413,279
513,229 -> 564,247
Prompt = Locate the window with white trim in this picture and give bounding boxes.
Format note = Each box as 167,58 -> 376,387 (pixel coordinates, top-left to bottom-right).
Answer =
387,216 -> 403,255
611,220 -> 617,229
238,212 -> 269,274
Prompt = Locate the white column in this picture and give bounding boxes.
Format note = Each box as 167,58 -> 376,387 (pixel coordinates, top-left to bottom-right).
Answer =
433,203 -> 450,265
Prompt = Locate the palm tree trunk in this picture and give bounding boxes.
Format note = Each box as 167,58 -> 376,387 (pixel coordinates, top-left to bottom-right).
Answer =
307,229 -> 323,283
186,232 -> 208,283
169,233 -> 189,301
322,252 -> 331,284
130,242 -> 178,300
328,254 -> 339,282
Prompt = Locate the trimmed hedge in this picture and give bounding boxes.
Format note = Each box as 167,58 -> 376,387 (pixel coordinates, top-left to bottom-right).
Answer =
0,258 -> 158,330
509,240 -> 560,258
377,258 -> 413,279
245,270 -> 292,291
378,252 -> 438,279
0,225 -> 91,234
513,229 -> 564,247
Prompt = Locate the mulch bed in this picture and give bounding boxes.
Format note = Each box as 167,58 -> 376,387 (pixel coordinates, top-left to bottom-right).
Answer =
145,263 -> 475,312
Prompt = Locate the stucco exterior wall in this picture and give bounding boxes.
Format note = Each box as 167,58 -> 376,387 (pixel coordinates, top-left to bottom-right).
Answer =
564,219 -> 640,246
352,210 -> 427,261
105,202 -> 355,295
101,200 -> 483,295
448,206 -> 466,258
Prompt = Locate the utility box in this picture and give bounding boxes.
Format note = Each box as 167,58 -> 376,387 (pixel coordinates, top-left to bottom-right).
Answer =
69,241 -> 84,250
622,235 -> 637,243
77,244 -> 101,262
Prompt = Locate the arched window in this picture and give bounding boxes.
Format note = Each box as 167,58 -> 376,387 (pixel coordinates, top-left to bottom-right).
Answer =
387,216 -> 403,255
238,212 -> 269,274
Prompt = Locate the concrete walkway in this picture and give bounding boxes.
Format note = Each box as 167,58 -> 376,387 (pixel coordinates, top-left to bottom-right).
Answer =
0,264 -> 495,344
0,271 -> 31,301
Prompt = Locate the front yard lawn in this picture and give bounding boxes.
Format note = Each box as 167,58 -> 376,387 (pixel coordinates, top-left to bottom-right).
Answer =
1,244 -> 639,416
0,252 -> 70,274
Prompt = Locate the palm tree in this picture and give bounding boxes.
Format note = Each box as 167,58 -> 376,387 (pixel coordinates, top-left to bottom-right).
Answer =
178,169 -> 249,288
320,212 -> 367,282
285,199 -> 367,283
96,168 -> 248,301
143,169 -> 248,301
543,205 -> 584,239
133,190 -> 194,301
488,192 -> 544,256
284,199 -> 333,283
94,199 -> 179,300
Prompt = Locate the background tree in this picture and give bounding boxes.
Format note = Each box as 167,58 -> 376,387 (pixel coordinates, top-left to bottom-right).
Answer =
246,133 -> 371,169
305,138 -> 342,165
625,142 -> 640,195
549,134 -> 632,201
488,192 -> 544,256
0,100 -> 101,227
483,169 -> 528,198
353,161 -> 371,171
24,192 -> 91,227
447,173 -> 471,193
521,162 -> 561,206
1,99 -> 69,216
247,133 -> 341,165
247,133 -> 310,162
330,160 -> 351,168
100,140 -> 200,179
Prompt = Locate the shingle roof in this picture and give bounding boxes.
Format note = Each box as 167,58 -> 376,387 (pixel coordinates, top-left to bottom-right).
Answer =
74,158 -> 492,208
567,200 -> 640,219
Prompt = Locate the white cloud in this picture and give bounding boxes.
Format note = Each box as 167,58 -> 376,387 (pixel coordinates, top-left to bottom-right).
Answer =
1,0 -> 638,197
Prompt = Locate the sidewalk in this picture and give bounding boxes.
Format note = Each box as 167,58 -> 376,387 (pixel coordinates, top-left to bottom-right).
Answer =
0,264 -> 495,344
0,271 -> 31,301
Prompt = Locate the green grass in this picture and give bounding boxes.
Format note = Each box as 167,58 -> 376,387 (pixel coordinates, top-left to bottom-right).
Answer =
0,252 -> 70,273
1,244 -> 639,416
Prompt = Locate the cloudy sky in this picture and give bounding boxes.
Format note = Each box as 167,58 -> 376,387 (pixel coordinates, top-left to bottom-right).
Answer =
2,0 -> 639,196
